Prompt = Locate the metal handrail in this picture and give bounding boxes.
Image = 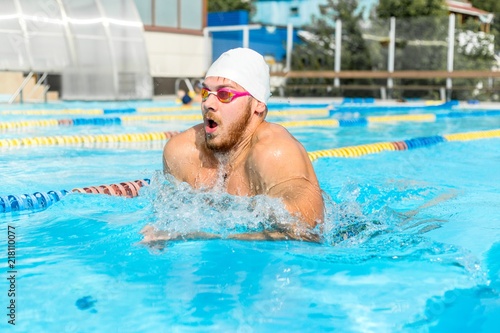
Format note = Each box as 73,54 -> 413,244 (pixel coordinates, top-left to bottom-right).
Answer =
174,78 -> 195,94
26,72 -> 48,101
8,71 -> 34,104
42,85 -> 50,103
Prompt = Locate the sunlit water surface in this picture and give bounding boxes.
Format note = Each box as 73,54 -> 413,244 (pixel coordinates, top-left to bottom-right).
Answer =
0,102 -> 499,332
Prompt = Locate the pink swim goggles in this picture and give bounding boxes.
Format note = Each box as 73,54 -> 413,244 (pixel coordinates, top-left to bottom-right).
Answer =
201,87 -> 251,103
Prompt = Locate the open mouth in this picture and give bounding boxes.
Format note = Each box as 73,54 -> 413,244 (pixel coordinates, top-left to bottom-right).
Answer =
208,119 -> 218,129
205,118 -> 219,134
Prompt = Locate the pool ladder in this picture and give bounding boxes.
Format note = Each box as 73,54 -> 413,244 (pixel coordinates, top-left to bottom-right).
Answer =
8,71 -> 50,104
174,77 -> 203,95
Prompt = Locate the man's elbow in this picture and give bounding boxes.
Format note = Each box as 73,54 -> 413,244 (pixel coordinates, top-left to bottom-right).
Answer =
305,211 -> 324,229
305,197 -> 325,228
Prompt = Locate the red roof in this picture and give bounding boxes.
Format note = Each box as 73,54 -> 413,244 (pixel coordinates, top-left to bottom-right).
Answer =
446,0 -> 490,17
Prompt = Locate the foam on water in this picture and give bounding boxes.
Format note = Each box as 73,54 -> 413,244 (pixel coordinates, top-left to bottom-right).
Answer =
142,171 -> 294,238
140,171 -> 487,285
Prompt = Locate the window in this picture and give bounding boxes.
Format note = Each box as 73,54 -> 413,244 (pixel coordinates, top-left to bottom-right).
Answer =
133,0 -> 205,34
155,0 -> 177,28
134,0 -> 152,25
180,0 -> 202,30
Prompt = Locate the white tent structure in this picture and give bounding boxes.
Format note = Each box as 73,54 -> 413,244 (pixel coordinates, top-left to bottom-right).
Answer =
0,0 -> 152,101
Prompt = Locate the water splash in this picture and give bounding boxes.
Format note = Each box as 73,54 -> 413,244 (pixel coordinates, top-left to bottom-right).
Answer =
318,180 -> 487,283
140,172 -> 486,282
320,179 -> 461,246
142,171 -> 294,238
142,173 -> 449,244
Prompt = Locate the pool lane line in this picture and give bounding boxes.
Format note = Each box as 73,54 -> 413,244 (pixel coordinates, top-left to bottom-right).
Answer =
367,114 -> 436,122
307,128 -> 500,161
268,109 -> 329,117
0,108 -> 104,116
334,99 -> 459,109
137,105 -> 199,112
0,131 -> 179,147
0,179 -> 150,214
279,119 -> 341,127
0,118 -> 122,130
0,115 -> 201,130
0,109 -> 332,131
135,107 -> 329,116
0,106 -> 328,118
3,128 -> 499,213
0,107 -> 137,116
1,119 -> 61,129
280,110 -> 500,128
0,100 -> 449,116
0,106 -> 193,116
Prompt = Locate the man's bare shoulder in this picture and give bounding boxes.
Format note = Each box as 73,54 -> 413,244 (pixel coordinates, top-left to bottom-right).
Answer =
163,125 -> 204,174
163,125 -> 202,155
252,122 -> 307,160
250,122 -> 323,226
256,121 -> 293,138
249,122 -> 314,183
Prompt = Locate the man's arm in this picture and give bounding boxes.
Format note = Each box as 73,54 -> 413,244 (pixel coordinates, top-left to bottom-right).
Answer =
162,130 -> 187,175
162,126 -> 202,181
140,225 -> 320,249
251,130 -> 325,230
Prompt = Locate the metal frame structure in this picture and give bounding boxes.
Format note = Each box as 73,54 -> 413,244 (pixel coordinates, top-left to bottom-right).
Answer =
0,0 -> 152,101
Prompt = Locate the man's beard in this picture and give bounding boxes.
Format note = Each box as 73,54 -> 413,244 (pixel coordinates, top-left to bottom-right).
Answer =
205,102 -> 252,153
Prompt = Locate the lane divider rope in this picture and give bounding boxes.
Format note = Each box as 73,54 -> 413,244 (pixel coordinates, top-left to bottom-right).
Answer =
0,109 -> 104,116
137,105 -> 199,112
0,109 -> 335,130
0,106 -> 330,118
308,128 -> 500,161
1,179 -> 150,213
11,103 -> 489,131
4,128 -> 500,212
281,110 -> 500,128
0,131 -> 179,147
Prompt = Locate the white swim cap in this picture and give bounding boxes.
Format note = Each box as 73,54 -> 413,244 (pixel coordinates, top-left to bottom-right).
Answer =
205,48 -> 271,104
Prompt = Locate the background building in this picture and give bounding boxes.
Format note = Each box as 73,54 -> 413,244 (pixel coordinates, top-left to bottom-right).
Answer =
0,0 -> 208,101
132,0 -> 207,96
0,0 -> 495,102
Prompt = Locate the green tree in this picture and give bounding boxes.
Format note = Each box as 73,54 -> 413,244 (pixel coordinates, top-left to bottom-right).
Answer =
208,0 -> 253,13
374,0 -> 449,76
289,0 -> 375,97
376,0 -> 446,18
468,0 -> 500,15
375,0 -> 450,99
327,0 -> 373,72
469,0 -> 500,52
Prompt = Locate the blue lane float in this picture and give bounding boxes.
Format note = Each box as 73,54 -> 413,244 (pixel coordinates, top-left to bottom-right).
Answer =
103,107 -> 136,114
403,136 -> 445,150
1,179 -> 149,214
268,103 -> 330,110
69,117 -> 122,126
435,110 -> 500,119
341,97 -> 375,104
330,100 -> 460,115
328,108 -> 500,123
338,118 -> 369,127
1,191 -> 68,213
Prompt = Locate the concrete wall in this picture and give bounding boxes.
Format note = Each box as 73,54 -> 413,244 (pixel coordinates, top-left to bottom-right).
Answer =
145,31 -> 208,79
0,72 -> 58,102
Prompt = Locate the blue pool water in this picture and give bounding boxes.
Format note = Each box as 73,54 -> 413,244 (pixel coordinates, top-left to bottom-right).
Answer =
1,99 -> 499,332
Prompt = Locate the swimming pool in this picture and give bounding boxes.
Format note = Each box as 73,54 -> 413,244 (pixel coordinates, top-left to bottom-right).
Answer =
1,98 -> 499,332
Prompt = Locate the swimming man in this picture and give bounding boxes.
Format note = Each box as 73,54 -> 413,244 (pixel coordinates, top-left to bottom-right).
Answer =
142,48 -> 324,243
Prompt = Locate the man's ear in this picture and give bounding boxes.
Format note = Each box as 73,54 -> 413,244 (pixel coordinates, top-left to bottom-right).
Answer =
254,100 -> 267,115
